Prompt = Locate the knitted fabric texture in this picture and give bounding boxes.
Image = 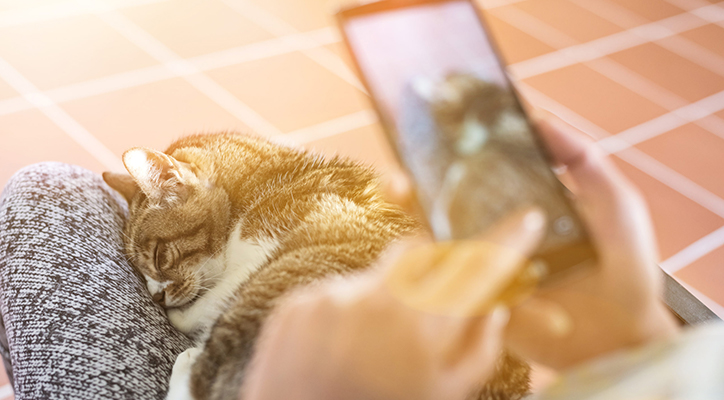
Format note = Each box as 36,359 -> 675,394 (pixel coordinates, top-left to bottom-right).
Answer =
0,162 -> 192,399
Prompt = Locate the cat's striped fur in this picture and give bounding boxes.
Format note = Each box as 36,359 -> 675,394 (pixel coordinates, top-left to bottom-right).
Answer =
103,132 -> 529,400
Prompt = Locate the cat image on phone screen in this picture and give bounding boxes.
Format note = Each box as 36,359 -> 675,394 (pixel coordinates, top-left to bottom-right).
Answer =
397,73 -> 584,251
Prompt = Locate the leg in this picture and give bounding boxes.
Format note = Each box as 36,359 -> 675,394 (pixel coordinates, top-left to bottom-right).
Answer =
0,163 -> 193,399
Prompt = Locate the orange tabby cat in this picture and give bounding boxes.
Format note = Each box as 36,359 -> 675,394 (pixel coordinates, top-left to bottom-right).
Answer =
103,132 -> 529,400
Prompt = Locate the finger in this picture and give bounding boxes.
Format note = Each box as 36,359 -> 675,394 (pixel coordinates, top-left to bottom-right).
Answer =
534,113 -> 659,268
432,208 -> 546,314
380,168 -> 421,216
445,306 -> 510,389
380,235 -> 441,284
534,113 -> 626,201
391,207 -> 545,316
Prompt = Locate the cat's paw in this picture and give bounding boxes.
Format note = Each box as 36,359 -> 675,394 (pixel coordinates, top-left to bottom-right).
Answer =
166,347 -> 202,400
167,308 -> 194,334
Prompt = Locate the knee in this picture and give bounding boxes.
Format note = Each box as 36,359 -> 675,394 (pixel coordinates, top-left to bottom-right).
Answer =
4,162 -> 95,191
1,162 -> 127,217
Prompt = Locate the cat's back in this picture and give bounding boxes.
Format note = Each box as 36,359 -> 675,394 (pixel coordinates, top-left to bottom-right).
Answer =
165,132 -> 416,241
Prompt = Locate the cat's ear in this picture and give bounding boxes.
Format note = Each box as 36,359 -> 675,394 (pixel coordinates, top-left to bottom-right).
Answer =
102,172 -> 139,204
122,148 -> 198,203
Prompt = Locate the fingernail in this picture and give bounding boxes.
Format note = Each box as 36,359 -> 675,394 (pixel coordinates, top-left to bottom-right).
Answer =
490,305 -> 511,327
548,309 -> 574,337
523,209 -> 546,232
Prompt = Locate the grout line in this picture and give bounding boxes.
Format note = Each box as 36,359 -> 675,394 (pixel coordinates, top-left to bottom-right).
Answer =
500,5 -> 724,153
565,0 -> 724,144
599,91 -> 724,153
0,56 -> 124,172
616,147 -> 724,218
477,0 -> 528,8
219,0 -> 367,94
693,115 -> 724,141
689,2 -> 724,24
520,82 -> 724,291
573,0 -> 724,80
0,0 -> 171,28
567,0 -> 645,29
653,32 -> 724,78
517,82 -> 724,223
506,4 -> 720,79
584,58 -> 688,110
515,82 -> 610,139
40,65 -> 173,106
492,6 -> 577,49
282,109 -> 378,145
596,114 -> 687,154
189,28 -> 339,71
664,0 -> 713,11
508,32 -> 646,79
0,383 -> 11,400
661,225 -> 724,274
0,97 -> 31,117
0,28 -> 339,118
95,11 -> 283,137
597,91 -> 724,153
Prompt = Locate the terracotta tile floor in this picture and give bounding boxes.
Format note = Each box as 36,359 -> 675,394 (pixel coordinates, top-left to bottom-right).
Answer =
0,0 -> 723,397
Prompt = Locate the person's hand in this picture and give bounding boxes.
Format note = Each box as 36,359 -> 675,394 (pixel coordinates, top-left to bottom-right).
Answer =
242,208 -> 546,400
503,115 -> 681,370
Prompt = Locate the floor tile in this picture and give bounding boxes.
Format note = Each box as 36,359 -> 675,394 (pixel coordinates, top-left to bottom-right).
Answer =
675,244 -> 724,307
607,42 -> 724,103
512,0 -> 624,43
0,0 -> 60,12
523,63 -> 669,134
59,78 -> 250,157
324,42 -> 356,72
0,109 -> 106,189
0,78 -> 18,101
601,0 -> 686,22
120,0 -> 274,59
206,51 -> 369,133
612,156 -> 724,260
678,24 -> 724,59
0,14 -> 159,90
246,0 -> 340,32
302,123 -> 398,172
636,122 -> 724,199
484,13 -> 557,65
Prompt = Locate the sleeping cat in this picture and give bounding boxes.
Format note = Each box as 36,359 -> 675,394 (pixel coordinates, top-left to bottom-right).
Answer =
103,132 -> 529,400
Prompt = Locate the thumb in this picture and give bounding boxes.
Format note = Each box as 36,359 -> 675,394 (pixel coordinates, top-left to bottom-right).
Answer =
505,297 -> 573,359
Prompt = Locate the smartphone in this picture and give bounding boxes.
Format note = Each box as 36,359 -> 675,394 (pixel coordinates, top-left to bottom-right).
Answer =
336,0 -> 597,283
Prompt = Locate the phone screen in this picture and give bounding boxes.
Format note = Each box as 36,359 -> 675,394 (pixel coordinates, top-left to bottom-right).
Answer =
340,0 -> 596,279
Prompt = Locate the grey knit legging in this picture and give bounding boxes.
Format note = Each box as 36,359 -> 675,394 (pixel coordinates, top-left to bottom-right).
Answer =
0,163 -> 193,399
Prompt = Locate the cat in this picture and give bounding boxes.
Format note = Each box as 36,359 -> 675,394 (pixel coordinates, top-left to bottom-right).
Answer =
103,132 -> 530,400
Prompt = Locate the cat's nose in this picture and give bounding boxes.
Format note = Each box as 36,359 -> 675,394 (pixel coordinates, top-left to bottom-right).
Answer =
153,291 -> 166,307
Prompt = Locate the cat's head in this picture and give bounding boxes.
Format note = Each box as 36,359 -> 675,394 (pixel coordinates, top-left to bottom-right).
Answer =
414,73 -> 529,155
103,147 -> 231,309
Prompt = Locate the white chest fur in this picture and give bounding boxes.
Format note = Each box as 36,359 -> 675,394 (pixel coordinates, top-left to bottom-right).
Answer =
166,223 -> 278,344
